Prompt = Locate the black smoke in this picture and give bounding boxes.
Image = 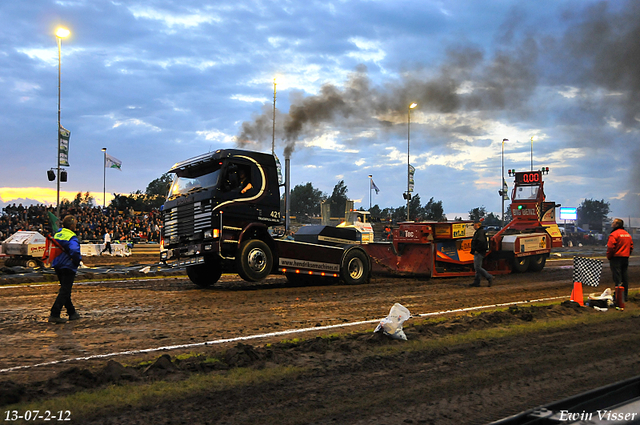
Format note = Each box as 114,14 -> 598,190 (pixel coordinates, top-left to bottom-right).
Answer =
236,1 -> 639,207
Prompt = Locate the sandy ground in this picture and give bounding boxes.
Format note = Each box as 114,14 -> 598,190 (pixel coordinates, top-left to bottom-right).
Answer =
1,249 -> 639,424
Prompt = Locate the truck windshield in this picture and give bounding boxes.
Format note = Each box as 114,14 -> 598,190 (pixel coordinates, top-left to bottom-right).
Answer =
513,185 -> 540,201
168,166 -> 222,198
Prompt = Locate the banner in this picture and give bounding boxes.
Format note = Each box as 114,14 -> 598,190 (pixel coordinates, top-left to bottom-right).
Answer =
274,154 -> 284,185
502,178 -> 509,200
408,165 -> 415,192
59,126 -> 70,166
105,153 -> 122,170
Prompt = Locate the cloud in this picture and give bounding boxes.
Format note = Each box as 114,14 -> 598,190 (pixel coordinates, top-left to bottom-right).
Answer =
2,0 -> 639,220
112,118 -> 161,132
231,94 -> 269,103
347,37 -> 386,64
127,5 -> 222,30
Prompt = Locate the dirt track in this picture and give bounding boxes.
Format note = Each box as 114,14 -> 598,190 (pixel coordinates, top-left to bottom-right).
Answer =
1,251 -> 639,424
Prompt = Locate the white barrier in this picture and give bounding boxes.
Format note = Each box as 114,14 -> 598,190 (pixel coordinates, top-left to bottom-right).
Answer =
80,243 -> 131,257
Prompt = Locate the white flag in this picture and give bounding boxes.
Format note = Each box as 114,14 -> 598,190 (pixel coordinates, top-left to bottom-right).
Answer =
371,179 -> 380,194
105,154 -> 122,171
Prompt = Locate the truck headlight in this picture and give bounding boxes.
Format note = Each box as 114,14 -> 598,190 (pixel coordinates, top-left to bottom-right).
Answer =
204,229 -> 220,239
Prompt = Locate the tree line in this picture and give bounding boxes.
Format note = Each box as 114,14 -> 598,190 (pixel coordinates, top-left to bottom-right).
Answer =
67,174 -> 611,230
289,180 -> 612,230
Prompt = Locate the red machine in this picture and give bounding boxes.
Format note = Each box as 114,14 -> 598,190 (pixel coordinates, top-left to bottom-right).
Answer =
363,170 -> 562,278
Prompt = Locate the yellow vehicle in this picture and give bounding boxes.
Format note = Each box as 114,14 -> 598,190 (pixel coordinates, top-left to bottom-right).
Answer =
337,210 -> 374,243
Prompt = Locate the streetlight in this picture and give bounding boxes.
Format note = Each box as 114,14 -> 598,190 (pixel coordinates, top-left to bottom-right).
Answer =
406,102 -> 417,220
55,27 -> 70,219
530,135 -> 537,171
501,139 -> 508,226
272,77 -> 277,155
102,148 -> 107,208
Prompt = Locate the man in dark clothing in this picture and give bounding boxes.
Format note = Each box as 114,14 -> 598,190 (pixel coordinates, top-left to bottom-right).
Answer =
607,218 -> 633,302
470,219 -> 493,287
49,215 -> 82,324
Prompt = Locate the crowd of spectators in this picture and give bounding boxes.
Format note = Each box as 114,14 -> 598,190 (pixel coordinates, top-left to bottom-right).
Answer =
1,203 -> 161,244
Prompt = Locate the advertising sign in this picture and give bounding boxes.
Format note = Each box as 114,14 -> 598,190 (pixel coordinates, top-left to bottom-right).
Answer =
59,125 -> 70,166
559,207 -> 577,220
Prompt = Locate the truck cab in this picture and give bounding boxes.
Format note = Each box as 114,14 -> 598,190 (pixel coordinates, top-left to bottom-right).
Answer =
161,149 -> 282,286
161,149 -> 371,288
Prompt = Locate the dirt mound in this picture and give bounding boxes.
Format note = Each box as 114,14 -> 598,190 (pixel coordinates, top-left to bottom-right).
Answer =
0,302 -> 599,410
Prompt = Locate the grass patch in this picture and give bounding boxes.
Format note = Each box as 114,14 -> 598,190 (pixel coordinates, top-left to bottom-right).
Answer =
4,366 -> 304,424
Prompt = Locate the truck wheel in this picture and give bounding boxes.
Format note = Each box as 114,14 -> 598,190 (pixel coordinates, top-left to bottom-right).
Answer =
512,256 -> 530,273
25,259 -> 38,268
528,255 -> 547,272
186,262 -> 222,288
341,249 -> 370,285
237,239 -> 273,282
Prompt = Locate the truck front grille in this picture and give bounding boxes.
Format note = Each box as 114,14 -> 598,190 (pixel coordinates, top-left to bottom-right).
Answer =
164,201 -> 212,241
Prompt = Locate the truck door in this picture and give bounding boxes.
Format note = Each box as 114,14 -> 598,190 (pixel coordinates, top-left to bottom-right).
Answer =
216,160 -> 263,224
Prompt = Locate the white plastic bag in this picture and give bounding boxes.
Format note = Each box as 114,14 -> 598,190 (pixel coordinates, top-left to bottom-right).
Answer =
374,303 -> 411,340
587,287 -> 614,308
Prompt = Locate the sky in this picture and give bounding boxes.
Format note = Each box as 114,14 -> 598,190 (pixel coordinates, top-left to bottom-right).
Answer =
0,0 -> 639,223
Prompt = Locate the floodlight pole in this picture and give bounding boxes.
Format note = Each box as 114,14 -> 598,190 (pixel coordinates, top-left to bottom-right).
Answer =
56,35 -> 62,219
501,139 -> 507,227
406,103 -> 417,221
272,78 -> 276,155
530,136 -> 535,171
54,28 -> 69,219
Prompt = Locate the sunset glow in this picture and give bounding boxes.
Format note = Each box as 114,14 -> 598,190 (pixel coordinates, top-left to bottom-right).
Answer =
0,187 -> 114,207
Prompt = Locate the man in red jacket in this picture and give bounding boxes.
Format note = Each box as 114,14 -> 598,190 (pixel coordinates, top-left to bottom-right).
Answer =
607,218 -> 634,302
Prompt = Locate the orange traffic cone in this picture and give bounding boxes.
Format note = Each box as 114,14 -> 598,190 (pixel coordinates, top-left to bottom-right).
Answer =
615,286 -> 625,310
570,281 -> 584,306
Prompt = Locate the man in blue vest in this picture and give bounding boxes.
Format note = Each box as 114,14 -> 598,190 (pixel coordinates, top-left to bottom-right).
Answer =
49,215 -> 82,323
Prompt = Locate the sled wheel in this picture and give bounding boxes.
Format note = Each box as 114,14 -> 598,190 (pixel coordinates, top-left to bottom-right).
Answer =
237,239 -> 273,282
527,254 -> 547,272
512,256 -> 530,273
341,248 -> 370,285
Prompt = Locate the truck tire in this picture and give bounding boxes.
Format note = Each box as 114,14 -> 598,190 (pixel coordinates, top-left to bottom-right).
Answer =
237,239 -> 273,282
512,256 -> 530,273
186,262 -> 222,288
25,259 -> 39,268
527,254 -> 547,272
341,248 -> 370,285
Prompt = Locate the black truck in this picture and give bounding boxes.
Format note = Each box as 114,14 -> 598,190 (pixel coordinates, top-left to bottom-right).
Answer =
160,149 -> 371,287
